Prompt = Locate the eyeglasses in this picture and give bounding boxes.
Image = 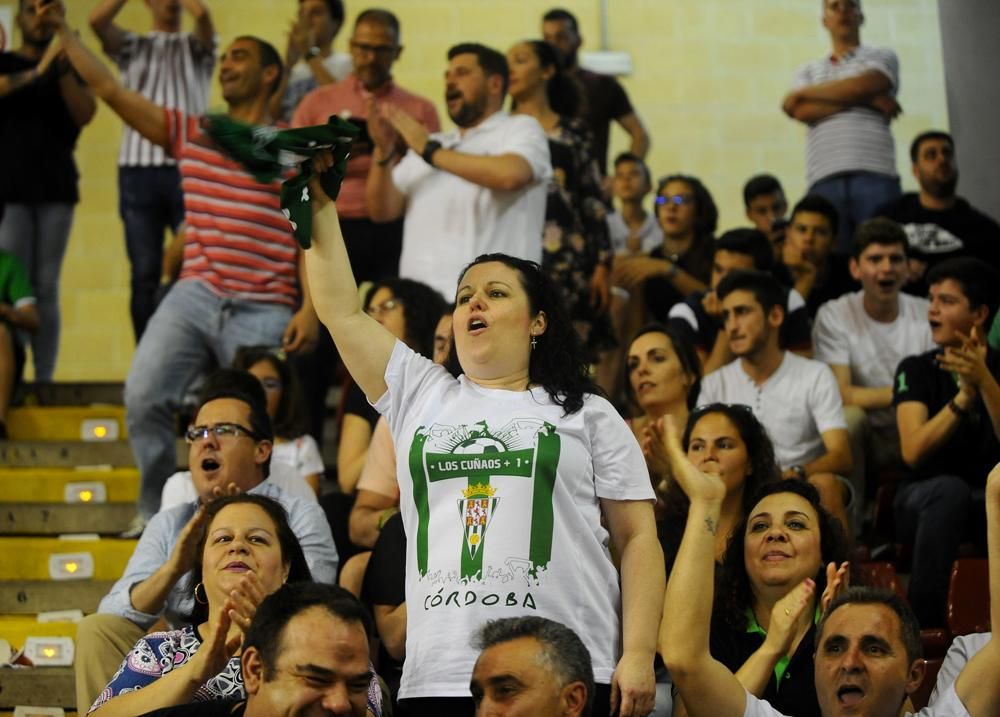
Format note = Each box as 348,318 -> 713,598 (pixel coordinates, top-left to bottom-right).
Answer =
350,40 -> 398,58
185,423 -> 261,443
366,298 -> 402,317
655,194 -> 695,207
259,377 -> 282,392
690,402 -> 754,420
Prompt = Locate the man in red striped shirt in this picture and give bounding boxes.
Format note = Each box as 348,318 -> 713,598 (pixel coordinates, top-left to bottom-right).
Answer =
44,1 -> 318,534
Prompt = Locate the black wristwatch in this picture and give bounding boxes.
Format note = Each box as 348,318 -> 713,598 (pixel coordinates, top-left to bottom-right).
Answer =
422,139 -> 442,166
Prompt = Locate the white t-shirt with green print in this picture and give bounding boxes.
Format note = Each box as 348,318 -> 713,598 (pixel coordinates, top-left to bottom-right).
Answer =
374,341 -> 654,699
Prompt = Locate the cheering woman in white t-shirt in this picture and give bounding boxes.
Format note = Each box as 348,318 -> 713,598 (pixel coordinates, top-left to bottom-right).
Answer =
304,158 -> 663,717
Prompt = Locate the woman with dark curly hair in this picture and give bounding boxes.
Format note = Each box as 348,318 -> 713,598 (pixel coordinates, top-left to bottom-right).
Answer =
670,479 -> 849,717
337,278 -> 447,494
305,168 -> 664,717
658,403 -> 780,574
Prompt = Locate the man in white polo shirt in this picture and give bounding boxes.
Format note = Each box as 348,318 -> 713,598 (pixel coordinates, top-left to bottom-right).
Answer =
366,42 -> 550,299
781,0 -> 901,255
698,269 -> 852,530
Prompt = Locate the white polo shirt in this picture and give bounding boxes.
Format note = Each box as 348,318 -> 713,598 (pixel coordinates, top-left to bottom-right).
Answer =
698,352 -> 846,469
393,111 -> 551,299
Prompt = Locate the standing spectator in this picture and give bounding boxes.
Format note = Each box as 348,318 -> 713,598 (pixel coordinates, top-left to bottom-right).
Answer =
542,7 -> 649,176
0,0 -> 95,381
742,174 -> 788,259
507,39 -> 613,356
0,250 -> 39,438
292,8 -> 439,441
782,0 -> 901,254
812,218 -> 934,528
698,270 -> 852,532
893,257 -> 1000,626
47,5 -> 320,532
879,130 -> 1000,296
607,153 -> 662,257
273,0 -> 351,122
366,42 -> 551,300
88,0 -> 215,341
775,195 -> 856,317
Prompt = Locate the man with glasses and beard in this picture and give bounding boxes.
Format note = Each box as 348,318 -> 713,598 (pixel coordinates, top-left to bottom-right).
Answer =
878,131 -> 1000,296
366,42 -> 551,299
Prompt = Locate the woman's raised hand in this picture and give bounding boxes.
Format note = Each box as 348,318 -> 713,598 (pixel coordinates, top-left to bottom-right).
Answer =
820,561 -> 850,614
664,415 -> 726,504
765,578 -> 815,657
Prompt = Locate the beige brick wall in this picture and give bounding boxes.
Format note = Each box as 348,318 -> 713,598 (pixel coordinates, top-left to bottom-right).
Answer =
12,0 -> 946,380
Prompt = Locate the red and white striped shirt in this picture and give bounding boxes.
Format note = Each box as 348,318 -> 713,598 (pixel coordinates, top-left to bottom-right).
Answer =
168,110 -> 299,306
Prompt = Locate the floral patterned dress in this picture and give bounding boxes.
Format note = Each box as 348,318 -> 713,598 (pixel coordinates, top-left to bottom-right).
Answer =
541,116 -> 615,351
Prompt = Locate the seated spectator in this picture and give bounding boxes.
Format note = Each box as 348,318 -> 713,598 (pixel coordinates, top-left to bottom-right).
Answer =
161,347 -> 322,507
812,218 -> 934,528
659,416 -> 1000,717
338,279 -> 447,495
625,323 -> 701,506
272,0 -> 351,122
471,616 -> 595,717
90,494 -> 312,715
657,403 -> 780,574
931,632 -> 992,707
698,270 -> 852,532
879,130 -> 1000,296
0,249 -> 38,438
361,511 -> 406,700
74,370 -> 337,713
137,582 -> 385,717
607,153 -> 662,257
775,195 -> 857,317
893,257 -> 1000,626
672,480 -> 849,717
742,174 -> 788,259
614,174 -> 716,320
668,228 -> 811,374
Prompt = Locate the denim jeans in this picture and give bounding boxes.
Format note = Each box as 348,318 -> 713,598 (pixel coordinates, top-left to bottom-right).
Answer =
0,202 -> 74,381
124,279 -> 292,519
894,475 -> 972,626
810,171 -> 901,255
118,166 -> 185,341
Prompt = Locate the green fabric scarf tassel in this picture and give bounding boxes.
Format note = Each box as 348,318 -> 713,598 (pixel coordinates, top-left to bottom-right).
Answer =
203,114 -> 360,249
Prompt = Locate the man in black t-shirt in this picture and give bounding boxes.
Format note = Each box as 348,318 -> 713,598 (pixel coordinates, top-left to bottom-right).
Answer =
541,8 -> 649,175
0,0 -> 95,381
893,257 -> 1000,626
879,130 -> 1000,296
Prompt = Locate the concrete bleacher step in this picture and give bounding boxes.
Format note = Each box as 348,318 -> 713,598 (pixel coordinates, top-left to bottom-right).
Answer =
0,667 -> 76,710
0,616 -> 79,646
16,382 -> 124,407
6,407 -> 127,443
0,581 -> 113,615
0,537 -> 137,582
1,505 -> 136,536
0,440 -> 186,469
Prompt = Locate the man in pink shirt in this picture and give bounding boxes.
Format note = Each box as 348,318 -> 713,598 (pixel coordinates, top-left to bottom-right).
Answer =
293,8 -> 438,282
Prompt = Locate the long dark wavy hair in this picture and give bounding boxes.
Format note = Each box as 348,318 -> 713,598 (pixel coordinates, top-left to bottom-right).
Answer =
714,479 -> 850,631
184,494 -> 312,625
519,40 -> 580,117
447,253 -> 601,415
660,404 -> 780,574
363,278 -> 448,360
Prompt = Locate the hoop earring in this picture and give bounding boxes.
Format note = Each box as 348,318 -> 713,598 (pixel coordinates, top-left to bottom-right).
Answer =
194,582 -> 208,605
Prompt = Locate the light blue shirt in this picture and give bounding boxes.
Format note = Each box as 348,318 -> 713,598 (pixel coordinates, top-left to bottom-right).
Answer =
98,481 -> 338,629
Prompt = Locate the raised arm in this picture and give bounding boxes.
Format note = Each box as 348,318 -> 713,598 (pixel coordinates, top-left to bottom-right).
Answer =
181,0 -> 215,52
365,98 -> 407,222
305,170 -> 397,402
659,417 -> 748,717
950,464 -> 1000,716
46,6 -> 169,148
88,0 -> 129,56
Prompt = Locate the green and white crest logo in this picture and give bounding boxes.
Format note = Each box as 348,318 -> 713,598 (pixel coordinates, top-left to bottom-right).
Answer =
408,418 -> 561,582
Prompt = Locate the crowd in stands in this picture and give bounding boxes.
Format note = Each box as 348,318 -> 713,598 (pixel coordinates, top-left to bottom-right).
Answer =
2,0 -> 999,715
